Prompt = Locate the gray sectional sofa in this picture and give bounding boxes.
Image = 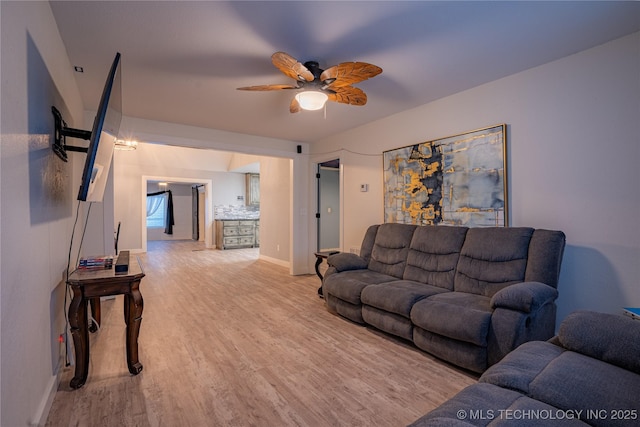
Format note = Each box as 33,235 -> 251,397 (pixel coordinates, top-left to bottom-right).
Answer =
410,310 -> 640,427
322,223 -> 566,373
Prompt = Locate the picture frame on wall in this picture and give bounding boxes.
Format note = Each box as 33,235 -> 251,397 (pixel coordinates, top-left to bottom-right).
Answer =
383,124 -> 508,227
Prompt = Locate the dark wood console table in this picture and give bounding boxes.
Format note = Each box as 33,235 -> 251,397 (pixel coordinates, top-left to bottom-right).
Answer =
66,256 -> 145,389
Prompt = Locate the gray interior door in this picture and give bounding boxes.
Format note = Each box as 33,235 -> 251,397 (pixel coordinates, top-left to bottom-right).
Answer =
192,186 -> 199,241
317,160 -> 340,251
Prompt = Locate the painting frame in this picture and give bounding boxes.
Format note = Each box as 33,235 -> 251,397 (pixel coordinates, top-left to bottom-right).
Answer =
383,124 -> 508,227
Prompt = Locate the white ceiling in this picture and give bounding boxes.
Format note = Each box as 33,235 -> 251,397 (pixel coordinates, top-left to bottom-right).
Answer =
50,1 -> 640,145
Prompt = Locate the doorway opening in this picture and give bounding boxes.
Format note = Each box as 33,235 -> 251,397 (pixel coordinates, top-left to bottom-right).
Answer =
316,159 -> 340,252
141,176 -> 213,252
192,184 -> 205,241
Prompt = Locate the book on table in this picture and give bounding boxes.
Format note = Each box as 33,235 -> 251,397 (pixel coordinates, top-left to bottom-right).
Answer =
622,307 -> 640,320
78,255 -> 113,270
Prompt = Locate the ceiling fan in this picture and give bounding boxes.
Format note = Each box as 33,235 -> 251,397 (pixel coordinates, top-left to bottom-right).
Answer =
237,52 -> 383,113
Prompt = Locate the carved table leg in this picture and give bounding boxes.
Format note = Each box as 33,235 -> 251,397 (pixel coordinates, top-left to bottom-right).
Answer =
314,256 -> 324,281
314,255 -> 324,298
125,281 -> 144,375
68,286 -> 89,389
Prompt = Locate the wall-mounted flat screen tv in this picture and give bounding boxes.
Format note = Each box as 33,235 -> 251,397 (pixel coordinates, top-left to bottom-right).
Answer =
77,52 -> 122,202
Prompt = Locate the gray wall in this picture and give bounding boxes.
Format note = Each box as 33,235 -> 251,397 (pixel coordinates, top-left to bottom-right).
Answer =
311,32 -> 640,328
1,2 -> 84,424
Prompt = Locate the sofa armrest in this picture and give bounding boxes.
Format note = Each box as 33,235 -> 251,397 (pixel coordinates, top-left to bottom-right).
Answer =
327,253 -> 368,272
490,281 -> 558,313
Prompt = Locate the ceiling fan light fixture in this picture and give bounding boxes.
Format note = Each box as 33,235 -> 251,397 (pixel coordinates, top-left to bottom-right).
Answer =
295,91 -> 328,111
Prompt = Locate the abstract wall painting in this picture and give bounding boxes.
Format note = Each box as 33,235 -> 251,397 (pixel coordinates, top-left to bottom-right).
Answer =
383,124 -> 508,227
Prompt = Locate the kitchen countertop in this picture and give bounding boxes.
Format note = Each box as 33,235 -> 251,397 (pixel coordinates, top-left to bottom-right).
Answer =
215,217 -> 260,221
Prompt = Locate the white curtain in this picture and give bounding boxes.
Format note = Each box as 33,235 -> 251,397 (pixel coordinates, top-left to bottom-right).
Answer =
146,194 -> 164,217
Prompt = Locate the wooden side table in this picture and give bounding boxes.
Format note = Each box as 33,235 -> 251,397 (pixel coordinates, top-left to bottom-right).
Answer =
314,251 -> 339,298
66,256 -> 145,389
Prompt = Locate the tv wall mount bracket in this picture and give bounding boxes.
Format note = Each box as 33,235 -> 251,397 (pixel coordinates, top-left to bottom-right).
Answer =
51,106 -> 90,162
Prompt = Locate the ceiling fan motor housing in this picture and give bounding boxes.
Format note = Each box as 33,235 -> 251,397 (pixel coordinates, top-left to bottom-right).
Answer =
303,61 -> 323,79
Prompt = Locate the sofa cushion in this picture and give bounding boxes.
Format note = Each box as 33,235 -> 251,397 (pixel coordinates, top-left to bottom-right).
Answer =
557,310 -> 640,374
323,269 -> 396,305
527,351 -> 640,427
361,280 -> 448,318
358,224 -> 380,263
410,292 -> 491,346
403,225 -> 468,290
481,341 -> 566,394
368,223 -> 416,278
408,383 -> 588,427
498,396 -> 588,427
362,305 -> 414,341
481,312 -> 640,427
524,229 -> 566,287
408,383 -> 521,427
454,227 -> 534,297
413,327 -> 488,373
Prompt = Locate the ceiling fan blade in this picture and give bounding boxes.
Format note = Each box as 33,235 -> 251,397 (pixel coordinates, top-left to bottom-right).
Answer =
321,62 -> 382,88
272,52 -> 315,82
289,97 -> 301,114
237,84 -> 298,91
327,86 -> 368,106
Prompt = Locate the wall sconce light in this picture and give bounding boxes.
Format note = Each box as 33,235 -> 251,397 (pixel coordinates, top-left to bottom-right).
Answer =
114,139 -> 138,151
295,91 -> 328,111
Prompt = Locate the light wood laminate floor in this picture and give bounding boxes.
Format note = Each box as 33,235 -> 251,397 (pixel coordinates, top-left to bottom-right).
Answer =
46,240 -> 476,426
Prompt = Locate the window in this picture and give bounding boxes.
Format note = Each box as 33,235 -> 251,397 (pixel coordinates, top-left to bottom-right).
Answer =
146,194 -> 166,228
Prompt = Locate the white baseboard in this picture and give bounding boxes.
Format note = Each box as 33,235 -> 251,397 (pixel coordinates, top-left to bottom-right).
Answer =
258,254 -> 290,269
125,248 -> 145,254
31,366 -> 63,426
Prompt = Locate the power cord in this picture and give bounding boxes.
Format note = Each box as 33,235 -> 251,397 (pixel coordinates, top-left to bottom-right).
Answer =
63,201 -> 94,366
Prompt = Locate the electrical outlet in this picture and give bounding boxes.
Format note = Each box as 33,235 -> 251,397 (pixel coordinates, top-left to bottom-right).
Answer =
350,247 -> 360,255
276,244 -> 280,252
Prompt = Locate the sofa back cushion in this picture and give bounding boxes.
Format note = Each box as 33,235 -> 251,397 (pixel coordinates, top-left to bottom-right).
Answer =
368,223 -> 416,278
527,351 -> 640,427
524,229 -> 566,287
454,227 -> 534,297
359,224 -> 380,264
558,310 -> 640,375
403,225 -> 468,290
